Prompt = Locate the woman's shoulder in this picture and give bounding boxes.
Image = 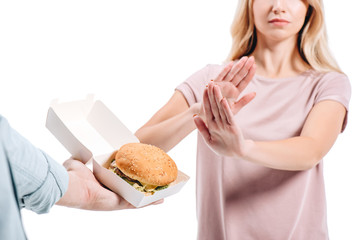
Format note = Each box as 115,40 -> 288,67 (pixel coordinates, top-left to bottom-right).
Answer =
184,63 -> 225,83
307,69 -> 349,82
309,69 -> 351,102
204,63 -> 227,79
303,70 -> 350,92
204,62 -> 225,71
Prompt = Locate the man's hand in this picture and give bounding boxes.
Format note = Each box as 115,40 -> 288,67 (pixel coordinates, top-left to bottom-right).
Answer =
56,158 -> 162,210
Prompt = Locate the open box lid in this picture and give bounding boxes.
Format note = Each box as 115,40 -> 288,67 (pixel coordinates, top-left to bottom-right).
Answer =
45,95 -> 189,207
46,95 -> 139,165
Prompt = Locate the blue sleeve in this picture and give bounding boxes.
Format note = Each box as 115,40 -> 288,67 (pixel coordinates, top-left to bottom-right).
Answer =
0,115 -> 69,214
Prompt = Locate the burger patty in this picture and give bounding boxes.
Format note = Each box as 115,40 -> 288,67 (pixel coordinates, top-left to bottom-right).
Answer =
109,160 -> 169,195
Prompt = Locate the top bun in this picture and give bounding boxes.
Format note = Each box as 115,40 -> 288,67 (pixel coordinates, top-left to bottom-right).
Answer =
115,143 -> 178,186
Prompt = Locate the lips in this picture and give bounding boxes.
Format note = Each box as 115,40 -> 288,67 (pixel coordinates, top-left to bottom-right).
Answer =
269,18 -> 289,23
269,18 -> 289,26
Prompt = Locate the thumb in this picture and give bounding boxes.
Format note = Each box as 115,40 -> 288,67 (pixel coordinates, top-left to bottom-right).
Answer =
193,115 -> 211,142
232,92 -> 256,114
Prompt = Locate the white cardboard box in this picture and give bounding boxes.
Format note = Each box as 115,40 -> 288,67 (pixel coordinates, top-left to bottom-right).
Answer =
46,95 -> 189,208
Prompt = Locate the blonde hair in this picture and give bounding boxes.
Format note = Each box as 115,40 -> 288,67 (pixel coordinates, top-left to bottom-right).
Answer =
227,0 -> 342,73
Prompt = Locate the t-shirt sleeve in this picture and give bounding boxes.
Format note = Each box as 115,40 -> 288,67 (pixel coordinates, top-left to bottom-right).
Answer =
314,72 -> 351,132
0,115 -> 69,214
176,64 -> 220,106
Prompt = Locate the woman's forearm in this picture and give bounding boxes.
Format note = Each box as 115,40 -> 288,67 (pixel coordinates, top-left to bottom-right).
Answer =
243,136 -> 324,171
135,104 -> 200,152
242,101 -> 344,171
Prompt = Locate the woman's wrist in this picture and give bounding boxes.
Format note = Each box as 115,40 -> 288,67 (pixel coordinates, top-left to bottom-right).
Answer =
236,139 -> 255,159
190,103 -> 202,116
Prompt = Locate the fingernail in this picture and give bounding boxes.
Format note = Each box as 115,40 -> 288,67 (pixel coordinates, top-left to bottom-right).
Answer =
210,79 -> 214,81
193,114 -> 198,117
206,84 -> 208,88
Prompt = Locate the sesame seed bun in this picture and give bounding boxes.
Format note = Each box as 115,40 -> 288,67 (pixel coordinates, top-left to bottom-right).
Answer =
115,143 -> 178,186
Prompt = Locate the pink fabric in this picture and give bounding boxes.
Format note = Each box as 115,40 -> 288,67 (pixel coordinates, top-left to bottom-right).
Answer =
176,65 -> 351,240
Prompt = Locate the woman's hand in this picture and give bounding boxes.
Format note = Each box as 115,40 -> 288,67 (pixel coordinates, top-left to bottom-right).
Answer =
198,56 -> 256,118
57,158 -> 163,210
194,83 -> 254,158
214,56 -> 256,101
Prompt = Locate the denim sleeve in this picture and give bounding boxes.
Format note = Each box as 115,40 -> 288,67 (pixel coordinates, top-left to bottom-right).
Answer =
0,115 -> 69,214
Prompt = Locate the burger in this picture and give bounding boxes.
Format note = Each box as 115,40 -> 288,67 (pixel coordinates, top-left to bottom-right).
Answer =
109,142 -> 178,195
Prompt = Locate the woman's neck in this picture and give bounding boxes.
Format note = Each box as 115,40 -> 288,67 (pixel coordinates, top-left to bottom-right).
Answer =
251,35 -> 310,79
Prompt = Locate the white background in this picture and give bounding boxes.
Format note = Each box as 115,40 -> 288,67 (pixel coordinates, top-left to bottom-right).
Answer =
0,1 -> 359,239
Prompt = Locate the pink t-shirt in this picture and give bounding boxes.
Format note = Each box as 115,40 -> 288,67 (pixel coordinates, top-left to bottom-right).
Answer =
176,64 -> 351,240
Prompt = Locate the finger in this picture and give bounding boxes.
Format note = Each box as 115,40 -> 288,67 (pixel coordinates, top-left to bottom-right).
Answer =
232,56 -> 255,87
63,158 -> 82,171
138,199 -> 164,209
223,56 -> 248,82
203,87 -> 213,124
63,159 -> 72,170
152,199 -> 164,205
193,115 -> 211,142
214,61 -> 234,82
232,92 -> 256,114
214,85 -> 227,125
103,191 -> 136,210
208,83 -> 221,122
221,97 -> 235,125
213,81 -> 238,100
236,62 -> 256,93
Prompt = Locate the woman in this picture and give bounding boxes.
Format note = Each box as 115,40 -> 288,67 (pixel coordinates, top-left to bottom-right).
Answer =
135,0 -> 351,239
